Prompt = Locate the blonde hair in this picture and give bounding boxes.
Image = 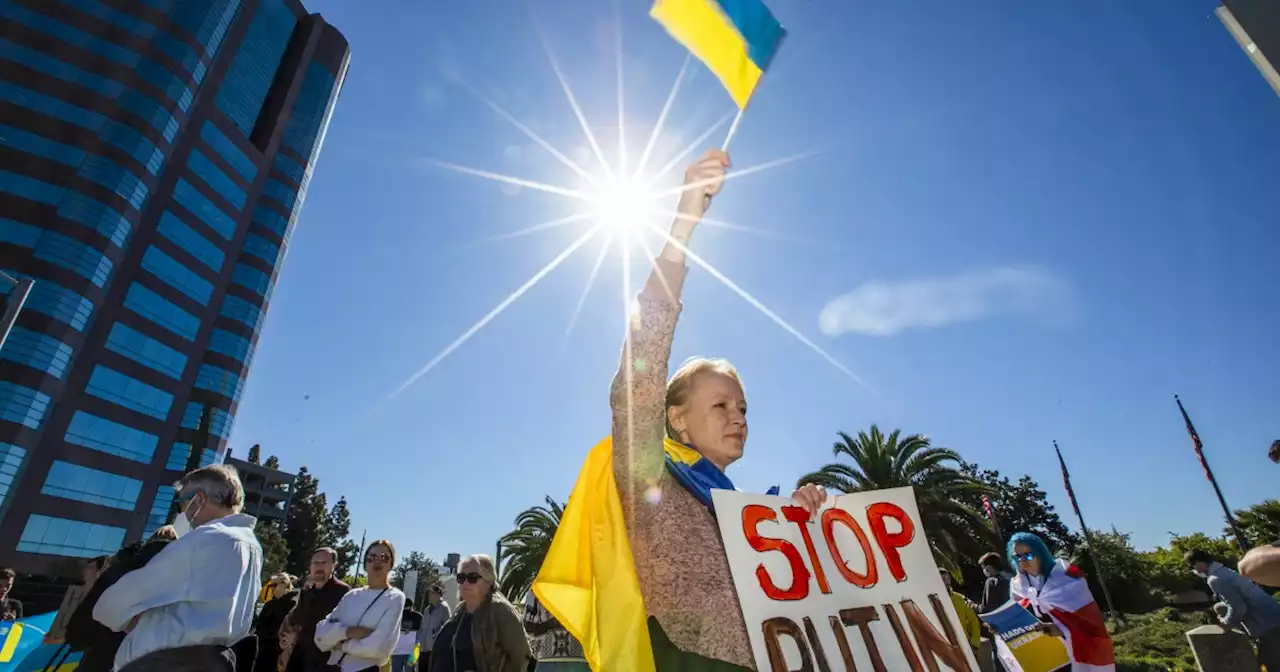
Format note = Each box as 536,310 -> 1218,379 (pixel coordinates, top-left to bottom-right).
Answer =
664,357 -> 743,440
271,573 -> 294,592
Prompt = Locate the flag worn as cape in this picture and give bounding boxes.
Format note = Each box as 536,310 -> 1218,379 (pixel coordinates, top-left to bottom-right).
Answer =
532,437 -> 655,672
1012,560 -> 1116,672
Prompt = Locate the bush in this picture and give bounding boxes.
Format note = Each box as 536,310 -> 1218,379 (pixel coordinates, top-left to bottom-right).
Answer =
1111,610 -> 1199,671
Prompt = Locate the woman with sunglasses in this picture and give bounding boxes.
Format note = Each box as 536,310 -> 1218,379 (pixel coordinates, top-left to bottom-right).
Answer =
254,574 -> 297,672
430,554 -> 529,672
315,541 -> 405,672
1008,532 -> 1115,671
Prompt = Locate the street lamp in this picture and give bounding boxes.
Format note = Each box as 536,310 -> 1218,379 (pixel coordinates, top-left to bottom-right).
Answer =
0,271 -> 34,352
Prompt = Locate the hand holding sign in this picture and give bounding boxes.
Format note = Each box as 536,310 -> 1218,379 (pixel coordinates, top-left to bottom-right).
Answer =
712,487 -> 981,672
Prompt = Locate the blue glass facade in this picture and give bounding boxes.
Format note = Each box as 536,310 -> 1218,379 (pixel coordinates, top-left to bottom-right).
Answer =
0,0 -> 348,572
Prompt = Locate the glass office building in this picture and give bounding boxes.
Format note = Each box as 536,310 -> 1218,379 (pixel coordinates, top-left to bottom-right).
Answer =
0,0 -> 348,574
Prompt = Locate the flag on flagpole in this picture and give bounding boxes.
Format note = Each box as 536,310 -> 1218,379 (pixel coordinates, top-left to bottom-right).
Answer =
1054,441 -> 1084,521
650,0 -> 786,109
982,493 -> 1003,540
1175,395 -> 1249,550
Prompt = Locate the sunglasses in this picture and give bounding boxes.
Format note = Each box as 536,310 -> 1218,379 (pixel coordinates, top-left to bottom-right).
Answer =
365,553 -> 392,563
1013,552 -> 1037,563
457,572 -> 484,584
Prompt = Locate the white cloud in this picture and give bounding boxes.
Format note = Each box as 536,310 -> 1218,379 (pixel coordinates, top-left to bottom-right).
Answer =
819,267 -> 1073,337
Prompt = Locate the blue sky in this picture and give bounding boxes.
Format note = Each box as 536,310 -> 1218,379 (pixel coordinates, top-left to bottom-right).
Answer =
229,0 -> 1280,564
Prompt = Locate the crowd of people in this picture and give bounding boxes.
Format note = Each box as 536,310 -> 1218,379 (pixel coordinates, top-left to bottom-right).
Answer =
0,151 -> 1275,672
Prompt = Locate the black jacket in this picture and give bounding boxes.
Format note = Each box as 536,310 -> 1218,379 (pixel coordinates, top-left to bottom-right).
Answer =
979,573 -> 1012,614
65,539 -> 172,672
284,578 -> 349,672
253,591 -> 298,672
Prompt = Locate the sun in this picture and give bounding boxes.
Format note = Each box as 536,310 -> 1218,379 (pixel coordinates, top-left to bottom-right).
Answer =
589,176 -> 655,232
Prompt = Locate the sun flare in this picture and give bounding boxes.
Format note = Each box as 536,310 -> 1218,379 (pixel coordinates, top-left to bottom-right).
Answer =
589,177 -> 656,233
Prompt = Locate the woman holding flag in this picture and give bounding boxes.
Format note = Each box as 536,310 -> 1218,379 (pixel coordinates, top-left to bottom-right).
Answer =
607,149 -> 827,671
1008,532 -> 1115,672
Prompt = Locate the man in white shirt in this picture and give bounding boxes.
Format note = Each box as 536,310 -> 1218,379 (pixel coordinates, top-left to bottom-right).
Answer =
94,464 -> 263,671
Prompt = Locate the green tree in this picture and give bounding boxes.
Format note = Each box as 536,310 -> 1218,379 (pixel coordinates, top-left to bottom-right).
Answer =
1145,532 -> 1242,597
497,496 -> 564,602
256,520 -> 289,578
282,466 -> 327,575
959,464 -> 1078,555
1232,500 -> 1280,546
264,455 -> 281,470
320,496 -> 361,577
247,444 -> 261,464
797,426 -> 993,570
1070,530 -> 1161,614
391,551 -> 442,606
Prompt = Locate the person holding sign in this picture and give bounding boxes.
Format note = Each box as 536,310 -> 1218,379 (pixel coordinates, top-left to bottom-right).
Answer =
1007,533 -> 1114,672
607,148 -> 828,671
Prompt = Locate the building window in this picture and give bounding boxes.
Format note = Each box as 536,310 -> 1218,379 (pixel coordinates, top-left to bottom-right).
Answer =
172,179 -> 237,240
0,327 -> 74,379
0,122 -> 87,166
5,271 -> 94,331
180,403 -> 232,439
219,294 -> 262,333
0,168 -> 67,205
17,514 -> 125,558
64,411 -> 159,463
207,329 -> 253,364
165,442 -> 222,472
104,322 -> 187,380
123,283 -> 199,341
41,461 -> 142,510
0,39 -> 176,140
77,156 -> 149,211
144,485 -> 175,538
169,0 -> 241,67
157,212 -> 225,272
141,246 -> 213,305
200,122 -> 258,181
85,366 -> 174,420
241,234 -> 280,266
230,263 -> 272,298
262,179 -> 296,211
0,443 -> 27,509
194,364 -> 243,403
187,150 -> 246,210
3,221 -> 114,288
214,0 -> 296,135
58,193 -> 133,249
251,205 -> 288,239
0,381 -> 51,430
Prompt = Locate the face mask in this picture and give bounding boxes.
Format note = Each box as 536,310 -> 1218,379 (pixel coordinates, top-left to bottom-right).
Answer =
172,495 -> 202,538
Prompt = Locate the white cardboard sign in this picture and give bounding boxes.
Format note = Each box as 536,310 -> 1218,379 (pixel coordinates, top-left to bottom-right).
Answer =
712,487 -> 981,672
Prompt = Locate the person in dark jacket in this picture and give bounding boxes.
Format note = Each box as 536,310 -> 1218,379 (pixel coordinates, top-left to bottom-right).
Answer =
977,552 -> 1012,613
0,567 -> 22,621
283,548 -> 349,672
64,526 -> 178,672
255,574 -> 298,672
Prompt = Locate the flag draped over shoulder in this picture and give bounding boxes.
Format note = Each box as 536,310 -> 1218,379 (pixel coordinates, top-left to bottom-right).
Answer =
650,0 -> 785,109
1012,560 -> 1116,672
532,437 -> 656,672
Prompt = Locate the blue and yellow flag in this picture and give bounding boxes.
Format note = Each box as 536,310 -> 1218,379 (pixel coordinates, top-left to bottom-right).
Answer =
651,0 -> 786,109
532,437 -> 655,672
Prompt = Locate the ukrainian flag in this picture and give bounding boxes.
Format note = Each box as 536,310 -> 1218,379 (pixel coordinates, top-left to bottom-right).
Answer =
651,0 -> 785,109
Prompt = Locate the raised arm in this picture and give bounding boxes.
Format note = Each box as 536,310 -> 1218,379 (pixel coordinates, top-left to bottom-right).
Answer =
610,149 -> 729,514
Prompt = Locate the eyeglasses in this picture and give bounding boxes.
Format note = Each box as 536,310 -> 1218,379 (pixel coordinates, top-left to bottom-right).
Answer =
1013,552 -> 1036,563
365,553 -> 392,563
457,572 -> 484,584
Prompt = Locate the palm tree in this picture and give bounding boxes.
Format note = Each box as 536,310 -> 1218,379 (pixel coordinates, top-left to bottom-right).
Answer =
797,425 -> 994,570
497,496 -> 564,602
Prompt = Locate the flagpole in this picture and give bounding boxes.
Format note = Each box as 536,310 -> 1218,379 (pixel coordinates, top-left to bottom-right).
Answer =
354,529 -> 366,583
721,108 -> 745,152
1175,395 -> 1249,551
1054,441 -> 1121,625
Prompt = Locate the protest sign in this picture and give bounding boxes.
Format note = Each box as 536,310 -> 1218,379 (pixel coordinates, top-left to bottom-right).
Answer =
978,601 -> 1070,672
712,487 -> 981,672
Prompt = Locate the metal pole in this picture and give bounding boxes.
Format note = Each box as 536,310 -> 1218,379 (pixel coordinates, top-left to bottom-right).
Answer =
1175,395 -> 1249,551
1054,442 -> 1122,625
0,273 -> 33,352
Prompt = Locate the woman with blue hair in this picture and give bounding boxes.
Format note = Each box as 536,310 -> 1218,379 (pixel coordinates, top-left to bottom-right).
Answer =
1007,532 -> 1115,671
